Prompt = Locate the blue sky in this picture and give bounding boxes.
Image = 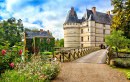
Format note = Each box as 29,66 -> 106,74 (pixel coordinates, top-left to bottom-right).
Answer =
0,0 -> 113,39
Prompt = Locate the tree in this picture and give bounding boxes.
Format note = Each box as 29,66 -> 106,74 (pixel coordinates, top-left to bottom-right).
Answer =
32,28 -> 39,31
125,0 -> 130,38
25,28 -> 31,31
104,30 -> 130,56
0,17 -> 24,46
111,0 -> 130,39
58,39 -> 64,47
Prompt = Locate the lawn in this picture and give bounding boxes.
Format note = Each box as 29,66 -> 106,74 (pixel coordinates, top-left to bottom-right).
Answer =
110,65 -> 130,80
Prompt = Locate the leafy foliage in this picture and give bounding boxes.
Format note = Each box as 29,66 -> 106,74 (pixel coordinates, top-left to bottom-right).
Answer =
111,0 -> 130,39
0,55 -> 60,82
113,58 -> 130,68
31,28 -> 39,31
0,17 -> 24,46
33,37 -> 55,54
105,30 -> 130,56
58,39 -> 64,47
24,28 -> 31,31
38,52 -> 52,55
0,41 -> 23,75
126,72 -> 130,80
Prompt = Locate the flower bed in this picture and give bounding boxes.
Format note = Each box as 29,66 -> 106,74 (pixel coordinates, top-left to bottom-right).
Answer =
0,55 -> 60,81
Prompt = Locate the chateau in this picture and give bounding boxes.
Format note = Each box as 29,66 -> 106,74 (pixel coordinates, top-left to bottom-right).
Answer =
63,7 -> 113,48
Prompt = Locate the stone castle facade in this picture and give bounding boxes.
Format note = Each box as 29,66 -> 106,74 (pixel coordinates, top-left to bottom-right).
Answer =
63,7 -> 113,48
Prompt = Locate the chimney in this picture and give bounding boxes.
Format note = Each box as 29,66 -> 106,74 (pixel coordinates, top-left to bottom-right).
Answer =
47,30 -> 49,34
107,11 -> 110,16
92,7 -> 96,15
40,29 -> 43,33
71,7 -> 74,16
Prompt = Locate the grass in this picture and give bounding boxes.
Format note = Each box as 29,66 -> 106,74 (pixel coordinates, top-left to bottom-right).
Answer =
110,65 -> 130,80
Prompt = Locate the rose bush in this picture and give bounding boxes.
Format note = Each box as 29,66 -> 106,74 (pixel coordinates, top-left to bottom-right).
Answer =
0,41 -> 23,75
0,55 -> 60,82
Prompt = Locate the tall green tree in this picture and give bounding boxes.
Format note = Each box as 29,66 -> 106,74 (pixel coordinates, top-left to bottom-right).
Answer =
25,28 -> 31,31
58,39 -> 64,47
111,0 -> 130,38
0,17 -> 24,46
31,28 -> 39,31
125,0 -> 130,38
105,30 -> 130,56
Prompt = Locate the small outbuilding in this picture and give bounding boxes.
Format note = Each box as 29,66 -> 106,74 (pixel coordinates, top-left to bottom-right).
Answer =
24,29 -> 55,54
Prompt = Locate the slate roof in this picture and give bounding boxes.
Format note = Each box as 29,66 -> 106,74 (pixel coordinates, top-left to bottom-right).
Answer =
64,9 -> 113,24
25,31 -> 53,39
64,11 -> 79,23
88,14 -> 95,21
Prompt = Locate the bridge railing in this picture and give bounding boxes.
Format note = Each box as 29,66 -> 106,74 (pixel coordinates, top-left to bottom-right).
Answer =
53,47 -> 100,62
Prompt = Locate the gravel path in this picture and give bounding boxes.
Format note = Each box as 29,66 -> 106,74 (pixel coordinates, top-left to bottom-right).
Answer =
52,50 -> 129,82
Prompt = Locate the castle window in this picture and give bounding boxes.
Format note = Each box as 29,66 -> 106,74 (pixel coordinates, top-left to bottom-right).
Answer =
103,24 -> 105,27
40,39 -> 43,43
81,44 -> 83,47
88,28 -> 89,32
103,38 -> 105,42
88,36 -> 89,41
103,29 -> 105,34
81,37 -> 83,42
81,29 -> 83,33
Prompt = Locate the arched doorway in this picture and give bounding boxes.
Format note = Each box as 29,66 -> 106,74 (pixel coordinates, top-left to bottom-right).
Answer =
99,44 -> 105,49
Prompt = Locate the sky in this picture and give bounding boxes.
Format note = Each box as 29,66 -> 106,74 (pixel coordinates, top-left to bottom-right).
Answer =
0,0 -> 113,39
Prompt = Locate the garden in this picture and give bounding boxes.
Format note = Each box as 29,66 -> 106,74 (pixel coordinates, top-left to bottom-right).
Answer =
105,30 -> 130,80
0,41 -> 60,82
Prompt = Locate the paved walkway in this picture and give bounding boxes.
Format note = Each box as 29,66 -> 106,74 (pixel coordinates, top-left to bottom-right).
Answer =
72,50 -> 107,64
52,50 -> 129,82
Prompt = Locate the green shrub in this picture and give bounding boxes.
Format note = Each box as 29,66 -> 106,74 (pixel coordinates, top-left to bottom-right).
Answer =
113,58 -> 130,68
0,42 -> 23,75
126,72 -> 130,80
0,56 -> 60,82
38,52 -> 52,55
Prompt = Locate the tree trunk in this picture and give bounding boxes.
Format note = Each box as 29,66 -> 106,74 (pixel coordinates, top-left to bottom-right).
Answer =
116,47 -> 118,57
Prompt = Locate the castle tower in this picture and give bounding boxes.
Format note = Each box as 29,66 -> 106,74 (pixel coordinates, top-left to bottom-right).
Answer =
63,7 -> 80,47
63,7 -> 112,48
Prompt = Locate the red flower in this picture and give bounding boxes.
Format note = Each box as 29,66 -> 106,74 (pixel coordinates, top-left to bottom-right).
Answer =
2,49 -> 6,55
57,54 -> 59,57
42,75 -> 44,77
10,63 -> 14,67
18,50 -> 22,55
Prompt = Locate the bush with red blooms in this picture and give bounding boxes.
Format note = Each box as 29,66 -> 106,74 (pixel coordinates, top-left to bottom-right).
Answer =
0,41 -> 23,75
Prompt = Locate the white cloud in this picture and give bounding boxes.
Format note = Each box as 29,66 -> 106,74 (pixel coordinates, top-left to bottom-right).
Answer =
1,0 -> 114,39
23,22 -> 43,30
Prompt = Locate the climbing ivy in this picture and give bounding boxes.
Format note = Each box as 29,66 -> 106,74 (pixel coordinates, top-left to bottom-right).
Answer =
34,37 -> 55,53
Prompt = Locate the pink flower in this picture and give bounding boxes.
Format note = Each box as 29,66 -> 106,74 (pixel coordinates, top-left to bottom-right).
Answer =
2,49 -> 6,55
18,50 -> 22,55
10,63 -> 14,67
